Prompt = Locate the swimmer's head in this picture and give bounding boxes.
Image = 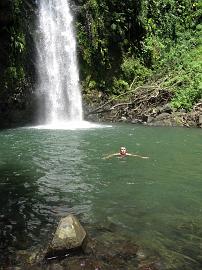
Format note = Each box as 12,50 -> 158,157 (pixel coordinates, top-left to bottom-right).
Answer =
120,146 -> 127,155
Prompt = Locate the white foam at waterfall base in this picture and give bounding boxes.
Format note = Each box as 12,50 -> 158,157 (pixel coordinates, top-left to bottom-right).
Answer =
32,121 -> 111,130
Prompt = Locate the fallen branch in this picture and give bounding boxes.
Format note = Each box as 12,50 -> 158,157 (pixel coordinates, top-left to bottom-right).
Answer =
111,102 -> 132,110
90,102 -> 132,115
87,84 -> 161,115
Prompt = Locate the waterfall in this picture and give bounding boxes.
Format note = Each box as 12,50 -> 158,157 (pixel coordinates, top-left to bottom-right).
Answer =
36,0 -> 83,125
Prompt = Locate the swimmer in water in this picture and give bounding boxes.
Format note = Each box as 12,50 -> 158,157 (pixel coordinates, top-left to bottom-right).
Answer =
103,146 -> 149,159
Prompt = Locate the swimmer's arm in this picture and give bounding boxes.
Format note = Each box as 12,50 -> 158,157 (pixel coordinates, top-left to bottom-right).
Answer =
102,153 -> 119,159
127,153 -> 149,159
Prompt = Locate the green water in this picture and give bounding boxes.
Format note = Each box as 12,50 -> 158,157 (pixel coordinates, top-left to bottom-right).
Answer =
0,124 -> 202,269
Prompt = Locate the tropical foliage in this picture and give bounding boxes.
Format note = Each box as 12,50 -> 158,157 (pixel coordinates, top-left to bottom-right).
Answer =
76,0 -> 202,109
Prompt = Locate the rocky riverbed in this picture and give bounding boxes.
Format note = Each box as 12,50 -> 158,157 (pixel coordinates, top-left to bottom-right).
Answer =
14,218 -> 162,270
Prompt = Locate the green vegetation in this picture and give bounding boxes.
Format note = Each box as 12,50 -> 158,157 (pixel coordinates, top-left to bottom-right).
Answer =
162,26 -> 202,110
0,0 -> 35,124
0,0 -> 25,106
145,0 -> 202,110
77,0 -> 202,110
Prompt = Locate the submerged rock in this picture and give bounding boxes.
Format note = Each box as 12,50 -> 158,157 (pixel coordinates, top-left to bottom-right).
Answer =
61,257 -> 105,270
46,214 -> 87,258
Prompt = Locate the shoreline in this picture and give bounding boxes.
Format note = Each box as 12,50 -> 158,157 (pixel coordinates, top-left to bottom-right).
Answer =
84,89 -> 202,129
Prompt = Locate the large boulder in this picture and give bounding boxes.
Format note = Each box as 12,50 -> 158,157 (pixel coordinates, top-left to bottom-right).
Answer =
46,214 -> 87,258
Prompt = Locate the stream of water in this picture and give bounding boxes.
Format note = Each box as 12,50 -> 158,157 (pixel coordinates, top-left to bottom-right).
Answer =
0,124 -> 202,269
36,0 -> 82,125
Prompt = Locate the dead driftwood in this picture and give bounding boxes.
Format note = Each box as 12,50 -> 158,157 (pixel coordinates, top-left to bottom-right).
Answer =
87,84 -> 173,118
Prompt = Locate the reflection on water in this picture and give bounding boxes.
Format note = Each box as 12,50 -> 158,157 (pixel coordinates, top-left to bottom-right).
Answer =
0,125 -> 202,269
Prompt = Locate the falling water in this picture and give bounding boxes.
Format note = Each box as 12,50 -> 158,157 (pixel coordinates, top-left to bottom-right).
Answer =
36,0 -> 83,126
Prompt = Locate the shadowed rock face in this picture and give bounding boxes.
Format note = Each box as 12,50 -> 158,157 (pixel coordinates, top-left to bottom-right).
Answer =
0,10 -> 12,26
46,214 -> 87,258
0,0 -> 10,8
0,1 -> 12,75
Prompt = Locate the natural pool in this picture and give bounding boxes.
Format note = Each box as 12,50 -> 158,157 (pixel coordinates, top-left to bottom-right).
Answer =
0,123 -> 202,269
